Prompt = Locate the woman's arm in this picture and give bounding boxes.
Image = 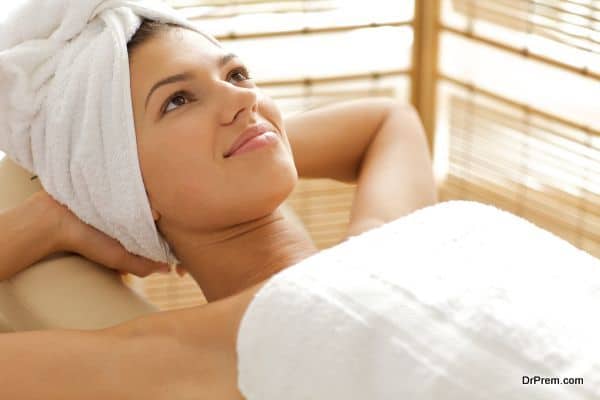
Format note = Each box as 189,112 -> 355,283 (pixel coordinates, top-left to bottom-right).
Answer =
284,97 -> 391,184
346,101 -> 438,236
284,98 -> 438,237
0,190 -> 171,280
0,305 -> 227,399
0,280 -> 261,400
0,191 -> 59,280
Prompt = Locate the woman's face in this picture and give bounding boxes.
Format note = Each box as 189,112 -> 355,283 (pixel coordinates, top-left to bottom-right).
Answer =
128,27 -> 297,233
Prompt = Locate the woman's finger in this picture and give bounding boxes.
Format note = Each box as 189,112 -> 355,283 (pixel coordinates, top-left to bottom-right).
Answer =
175,265 -> 187,277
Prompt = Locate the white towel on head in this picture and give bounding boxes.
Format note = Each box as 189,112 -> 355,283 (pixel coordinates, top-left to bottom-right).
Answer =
0,0 -> 218,263
237,200 -> 600,399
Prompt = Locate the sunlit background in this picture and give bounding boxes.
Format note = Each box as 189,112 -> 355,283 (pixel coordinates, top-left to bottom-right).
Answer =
1,1 -> 598,310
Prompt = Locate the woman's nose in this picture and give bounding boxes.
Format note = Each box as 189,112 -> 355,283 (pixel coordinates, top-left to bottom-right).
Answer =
222,86 -> 260,123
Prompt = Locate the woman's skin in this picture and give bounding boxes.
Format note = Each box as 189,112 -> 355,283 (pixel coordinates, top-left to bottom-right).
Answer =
0,22 -> 439,399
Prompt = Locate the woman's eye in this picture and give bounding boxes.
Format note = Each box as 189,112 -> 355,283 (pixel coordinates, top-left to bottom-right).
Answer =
231,66 -> 253,82
161,67 -> 252,115
163,92 -> 192,114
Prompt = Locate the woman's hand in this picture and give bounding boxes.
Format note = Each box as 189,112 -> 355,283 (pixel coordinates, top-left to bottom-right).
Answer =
42,191 -> 179,277
34,190 -> 184,278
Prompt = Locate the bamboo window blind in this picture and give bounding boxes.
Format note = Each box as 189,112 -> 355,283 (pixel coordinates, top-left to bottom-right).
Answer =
124,0 -> 416,309
434,0 -> 600,260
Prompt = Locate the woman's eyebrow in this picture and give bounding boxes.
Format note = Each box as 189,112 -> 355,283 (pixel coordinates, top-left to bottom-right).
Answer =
144,52 -> 240,111
144,72 -> 193,111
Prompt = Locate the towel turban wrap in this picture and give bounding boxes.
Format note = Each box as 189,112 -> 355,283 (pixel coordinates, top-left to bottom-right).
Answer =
0,0 -> 219,264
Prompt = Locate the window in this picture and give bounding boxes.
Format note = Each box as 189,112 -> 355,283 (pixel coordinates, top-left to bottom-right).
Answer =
434,0 -> 599,259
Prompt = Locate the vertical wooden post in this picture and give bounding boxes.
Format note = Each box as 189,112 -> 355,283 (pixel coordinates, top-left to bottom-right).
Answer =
411,0 -> 441,159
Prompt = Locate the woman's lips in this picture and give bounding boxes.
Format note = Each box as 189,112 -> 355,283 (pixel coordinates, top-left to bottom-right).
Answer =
225,122 -> 276,157
226,131 -> 278,158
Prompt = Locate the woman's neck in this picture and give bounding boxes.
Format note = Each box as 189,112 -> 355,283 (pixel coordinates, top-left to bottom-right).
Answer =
162,206 -> 319,302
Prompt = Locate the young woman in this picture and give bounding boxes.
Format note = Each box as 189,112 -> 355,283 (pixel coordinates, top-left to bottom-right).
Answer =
0,19 -> 437,399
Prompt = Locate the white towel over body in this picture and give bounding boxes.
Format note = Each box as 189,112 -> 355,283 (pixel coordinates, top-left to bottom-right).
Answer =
237,200 -> 600,399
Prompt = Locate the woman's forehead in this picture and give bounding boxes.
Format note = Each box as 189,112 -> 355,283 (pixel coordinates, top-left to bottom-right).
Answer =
134,28 -> 220,64
129,29 -> 227,87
